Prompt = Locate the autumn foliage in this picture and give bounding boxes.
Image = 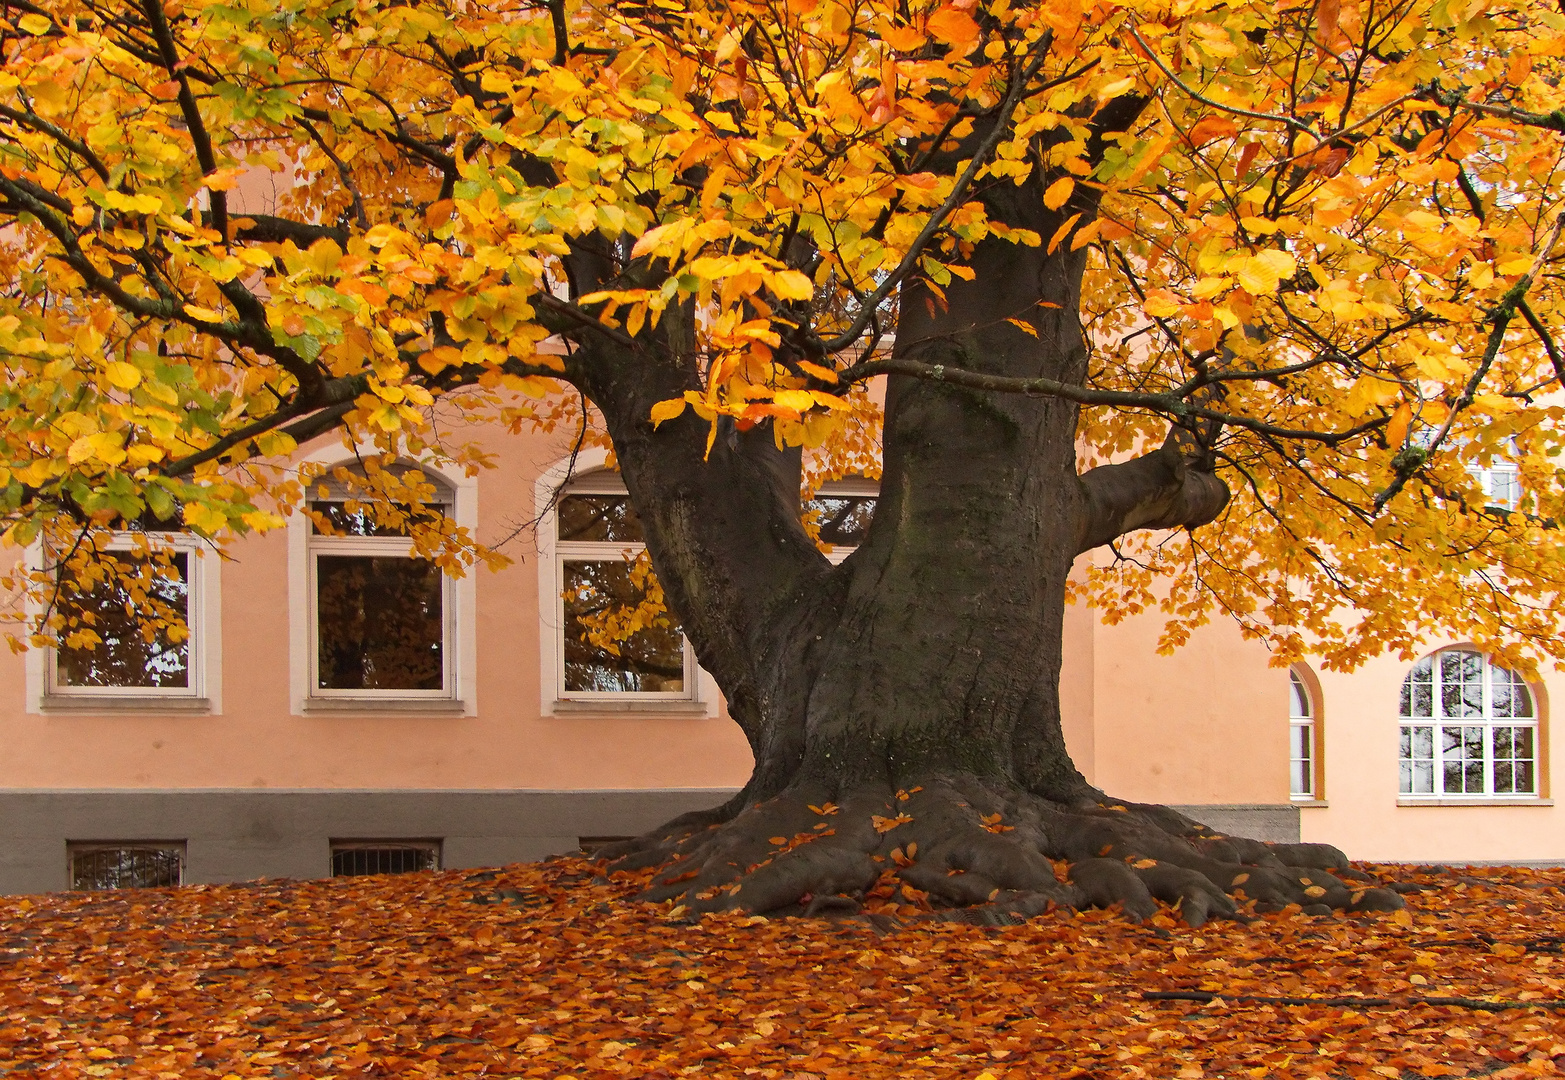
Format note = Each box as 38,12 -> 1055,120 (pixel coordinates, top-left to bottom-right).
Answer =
10,0 -> 1565,920
3,0 -> 1565,668
3,861 -> 1565,1077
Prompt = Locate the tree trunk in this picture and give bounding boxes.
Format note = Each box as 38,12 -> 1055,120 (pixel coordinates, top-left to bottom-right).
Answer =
564,131 -> 1403,928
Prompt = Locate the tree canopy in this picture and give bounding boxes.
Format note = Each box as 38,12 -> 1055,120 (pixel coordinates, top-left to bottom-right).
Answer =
4,0 -> 1565,670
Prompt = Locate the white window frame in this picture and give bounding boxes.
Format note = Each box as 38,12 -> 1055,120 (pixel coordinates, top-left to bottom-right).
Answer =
1399,649 -> 1540,802
1468,459 -> 1520,511
26,531 -> 221,714
1288,667 -> 1319,802
288,444 -> 476,715
535,447 -> 715,716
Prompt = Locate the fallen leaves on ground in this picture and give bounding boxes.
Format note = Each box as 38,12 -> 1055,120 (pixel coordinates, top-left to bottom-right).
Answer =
3,862 -> 1565,1078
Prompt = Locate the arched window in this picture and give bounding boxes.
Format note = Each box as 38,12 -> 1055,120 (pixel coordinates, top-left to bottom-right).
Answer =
305,463 -> 458,700
554,470 -> 693,696
1399,650 -> 1538,798
1289,668 -> 1317,800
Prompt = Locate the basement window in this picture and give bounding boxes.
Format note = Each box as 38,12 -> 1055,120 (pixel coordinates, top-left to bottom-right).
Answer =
68,843 -> 185,890
330,841 -> 441,877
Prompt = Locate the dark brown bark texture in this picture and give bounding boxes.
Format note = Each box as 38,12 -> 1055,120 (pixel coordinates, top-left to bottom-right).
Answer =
552,120 -> 1402,928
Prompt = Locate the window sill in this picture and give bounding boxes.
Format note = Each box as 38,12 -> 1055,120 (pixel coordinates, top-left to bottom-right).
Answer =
1293,799 -> 1329,808
1397,797 -> 1553,807
302,698 -> 467,715
552,699 -> 711,717
40,695 -> 211,714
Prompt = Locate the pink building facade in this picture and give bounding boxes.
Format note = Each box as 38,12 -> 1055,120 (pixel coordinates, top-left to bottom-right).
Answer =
2,417 -> 1560,892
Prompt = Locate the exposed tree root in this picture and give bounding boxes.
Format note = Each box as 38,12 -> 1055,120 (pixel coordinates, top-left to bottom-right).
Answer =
594,776 -> 1405,929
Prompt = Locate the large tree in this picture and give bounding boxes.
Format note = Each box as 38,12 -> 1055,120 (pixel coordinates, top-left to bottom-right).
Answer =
6,0 -> 1565,924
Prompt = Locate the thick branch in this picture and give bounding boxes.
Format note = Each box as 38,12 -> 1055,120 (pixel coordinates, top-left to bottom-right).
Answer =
817,33 -> 1064,354
1076,440 -> 1230,555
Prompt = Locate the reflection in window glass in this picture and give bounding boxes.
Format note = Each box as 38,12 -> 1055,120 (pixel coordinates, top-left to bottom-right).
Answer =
310,501 -> 448,537
563,558 -> 685,692
316,555 -> 444,691
553,476 -> 691,699
558,494 -> 644,543
56,552 -> 190,690
69,844 -> 184,890
1399,651 -> 1538,798
804,496 -> 876,548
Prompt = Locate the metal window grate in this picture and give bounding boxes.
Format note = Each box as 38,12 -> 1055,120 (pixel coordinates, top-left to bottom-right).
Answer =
330,842 -> 440,877
68,844 -> 184,890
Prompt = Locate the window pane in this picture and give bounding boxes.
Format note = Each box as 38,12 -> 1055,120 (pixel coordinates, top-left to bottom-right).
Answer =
804,496 -> 877,548
316,555 -> 445,690
1493,726 -> 1537,796
1401,726 -> 1435,793
1515,760 -> 1536,794
1291,760 -> 1311,796
56,552 -> 190,689
1290,672 -> 1310,718
1440,651 -> 1483,718
558,494 -> 644,543
1491,664 -> 1533,719
310,501 -> 448,538
563,559 -> 684,693
1402,658 -> 1433,718
70,846 -> 182,890
1291,722 -> 1312,759
1495,762 -> 1514,795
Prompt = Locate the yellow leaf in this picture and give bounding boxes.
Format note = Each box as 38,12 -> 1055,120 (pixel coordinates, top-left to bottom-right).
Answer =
650,398 -> 687,427
105,361 -> 142,390
1043,177 -> 1074,211
770,270 -> 815,301
1132,858 -> 1157,869
772,389 -> 816,414
1304,885 -> 1327,898
1235,249 -> 1296,295
1005,317 -> 1039,337
183,304 -> 225,322
183,503 -> 228,534
1047,212 -> 1082,253
1392,908 -> 1414,928
18,13 -> 52,34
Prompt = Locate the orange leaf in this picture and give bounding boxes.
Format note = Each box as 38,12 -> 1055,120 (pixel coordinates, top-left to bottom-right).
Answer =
926,7 -> 980,52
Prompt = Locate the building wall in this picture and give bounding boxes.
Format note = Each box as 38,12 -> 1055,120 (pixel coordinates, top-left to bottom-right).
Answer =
2,415 -> 1560,892
1300,654 -> 1563,864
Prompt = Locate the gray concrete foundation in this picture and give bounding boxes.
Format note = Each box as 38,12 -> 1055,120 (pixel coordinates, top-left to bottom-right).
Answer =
1170,803 -> 1301,843
0,788 -> 737,894
2,791 -> 1302,894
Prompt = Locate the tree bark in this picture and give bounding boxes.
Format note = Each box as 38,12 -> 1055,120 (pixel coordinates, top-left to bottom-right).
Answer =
561,128 -> 1402,926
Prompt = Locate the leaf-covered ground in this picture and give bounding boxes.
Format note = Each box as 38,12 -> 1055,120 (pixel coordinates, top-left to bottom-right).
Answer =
3,861 -> 1564,1079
